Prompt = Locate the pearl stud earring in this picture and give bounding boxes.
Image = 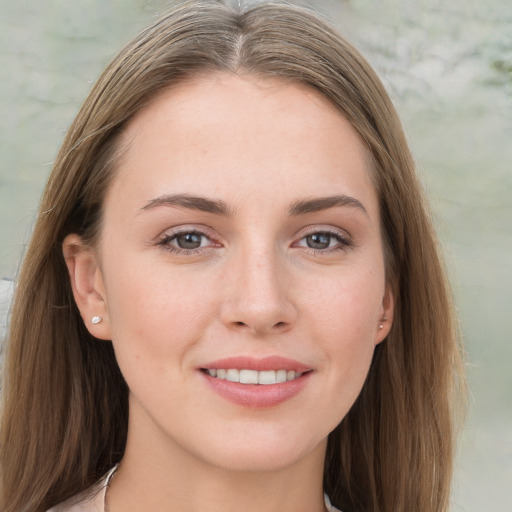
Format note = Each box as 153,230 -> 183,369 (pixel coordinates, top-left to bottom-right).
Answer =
91,316 -> 102,324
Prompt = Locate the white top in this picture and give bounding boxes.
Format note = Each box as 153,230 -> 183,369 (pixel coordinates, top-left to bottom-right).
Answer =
47,467 -> 341,511
46,467 -> 117,512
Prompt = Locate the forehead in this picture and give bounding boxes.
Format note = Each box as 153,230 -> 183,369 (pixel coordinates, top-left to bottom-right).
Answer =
110,73 -> 377,216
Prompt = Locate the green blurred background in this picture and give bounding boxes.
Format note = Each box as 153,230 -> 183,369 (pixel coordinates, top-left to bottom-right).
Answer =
1,1 -> 511,509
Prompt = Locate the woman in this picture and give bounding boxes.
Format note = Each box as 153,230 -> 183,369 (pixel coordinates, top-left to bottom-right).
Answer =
0,1 -> 465,511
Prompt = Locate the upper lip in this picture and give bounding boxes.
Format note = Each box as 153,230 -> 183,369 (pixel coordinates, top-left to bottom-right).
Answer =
200,356 -> 311,373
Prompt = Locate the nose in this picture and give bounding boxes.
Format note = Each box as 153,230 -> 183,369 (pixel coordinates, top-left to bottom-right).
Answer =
219,245 -> 297,336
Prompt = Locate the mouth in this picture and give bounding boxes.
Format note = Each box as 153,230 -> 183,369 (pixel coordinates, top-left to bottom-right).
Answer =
201,368 -> 307,384
198,356 -> 312,408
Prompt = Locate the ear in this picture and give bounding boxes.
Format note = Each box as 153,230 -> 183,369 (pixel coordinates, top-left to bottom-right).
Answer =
374,284 -> 394,345
62,234 -> 112,340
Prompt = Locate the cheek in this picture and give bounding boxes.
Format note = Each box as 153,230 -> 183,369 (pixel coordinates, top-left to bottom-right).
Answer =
303,267 -> 382,401
103,258 -> 215,361
304,265 -> 384,336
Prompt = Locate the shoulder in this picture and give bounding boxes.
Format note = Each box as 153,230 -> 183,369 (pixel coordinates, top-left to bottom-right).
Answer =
45,487 -> 104,512
46,467 -> 116,512
324,493 -> 343,512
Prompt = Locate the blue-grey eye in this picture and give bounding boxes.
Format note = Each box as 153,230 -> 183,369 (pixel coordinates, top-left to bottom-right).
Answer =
174,232 -> 204,249
305,233 -> 333,249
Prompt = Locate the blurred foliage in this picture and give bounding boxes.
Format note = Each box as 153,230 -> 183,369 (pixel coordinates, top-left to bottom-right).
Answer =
490,58 -> 512,84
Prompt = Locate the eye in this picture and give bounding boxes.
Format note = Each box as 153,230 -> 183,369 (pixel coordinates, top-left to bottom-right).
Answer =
304,233 -> 335,250
173,232 -> 207,250
158,229 -> 217,253
294,230 -> 351,252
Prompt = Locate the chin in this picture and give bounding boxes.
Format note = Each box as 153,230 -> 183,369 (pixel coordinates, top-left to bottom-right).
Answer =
188,424 -> 328,473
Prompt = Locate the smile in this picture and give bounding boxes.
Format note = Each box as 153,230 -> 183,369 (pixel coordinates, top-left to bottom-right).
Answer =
203,368 -> 304,385
199,356 -> 312,408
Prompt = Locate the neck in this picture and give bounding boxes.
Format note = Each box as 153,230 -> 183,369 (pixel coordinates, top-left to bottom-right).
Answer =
107,408 -> 328,512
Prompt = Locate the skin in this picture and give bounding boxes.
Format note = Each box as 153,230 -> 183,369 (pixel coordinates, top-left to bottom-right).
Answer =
64,74 -> 393,512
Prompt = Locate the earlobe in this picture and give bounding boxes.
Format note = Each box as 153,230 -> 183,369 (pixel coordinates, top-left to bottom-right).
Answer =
62,234 -> 112,340
375,285 -> 394,345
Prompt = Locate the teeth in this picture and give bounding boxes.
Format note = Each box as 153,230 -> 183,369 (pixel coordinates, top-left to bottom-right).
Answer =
258,370 -> 276,385
206,368 -> 303,384
226,369 -> 239,382
240,369 -> 258,384
276,369 -> 287,383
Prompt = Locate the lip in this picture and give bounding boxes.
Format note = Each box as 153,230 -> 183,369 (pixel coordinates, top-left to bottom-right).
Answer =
199,356 -> 312,409
200,356 -> 311,373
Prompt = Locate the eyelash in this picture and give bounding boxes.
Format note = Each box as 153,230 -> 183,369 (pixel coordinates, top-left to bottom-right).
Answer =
157,229 -> 219,255
156,227 -> 352,255
293,228 -> 353,254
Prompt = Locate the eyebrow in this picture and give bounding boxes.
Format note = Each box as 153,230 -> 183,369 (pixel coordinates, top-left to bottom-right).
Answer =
289,195 -> 368,217
141,194 -> 233,216
141,193 -> 367,217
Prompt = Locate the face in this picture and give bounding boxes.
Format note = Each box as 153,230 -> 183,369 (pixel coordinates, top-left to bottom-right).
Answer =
66,74 -> 393,474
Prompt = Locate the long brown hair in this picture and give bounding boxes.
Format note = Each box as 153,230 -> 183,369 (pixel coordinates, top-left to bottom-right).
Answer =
0,2 -> 465,511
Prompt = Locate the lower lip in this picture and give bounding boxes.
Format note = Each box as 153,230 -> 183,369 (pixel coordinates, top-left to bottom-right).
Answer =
201,371 -> 311,409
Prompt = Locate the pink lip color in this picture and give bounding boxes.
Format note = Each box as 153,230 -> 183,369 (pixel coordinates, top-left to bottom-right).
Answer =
201,356 -> 311,373
199,356 -> 312,409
